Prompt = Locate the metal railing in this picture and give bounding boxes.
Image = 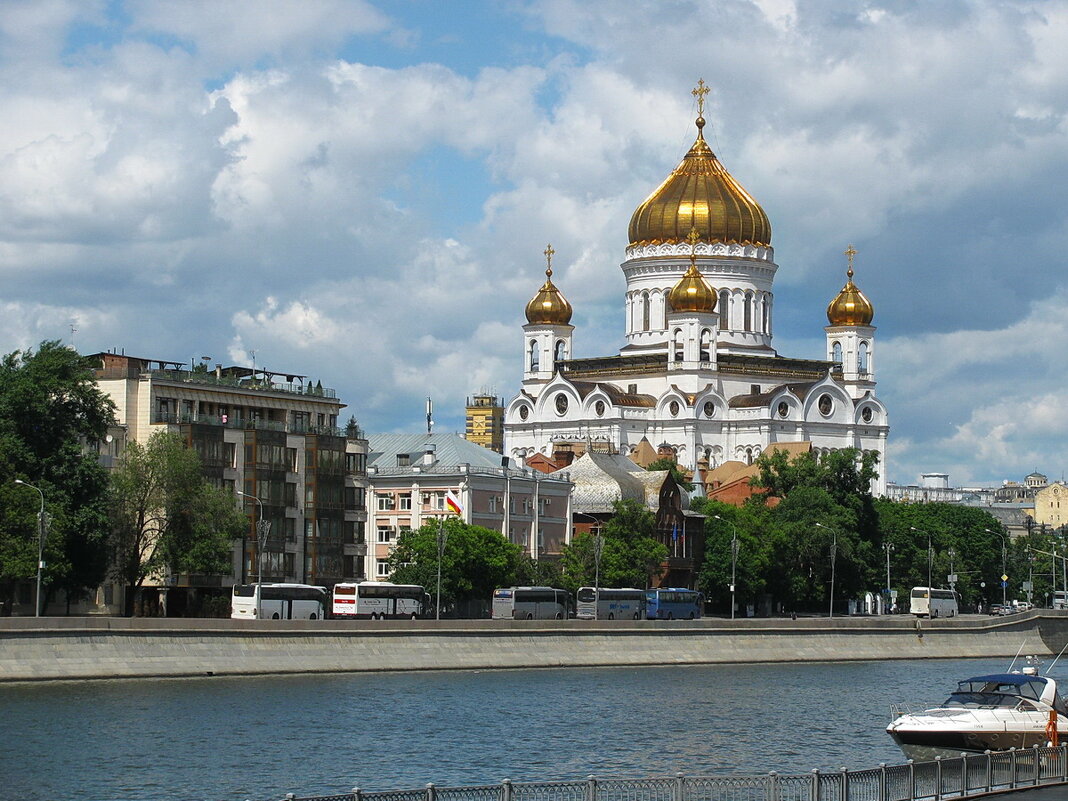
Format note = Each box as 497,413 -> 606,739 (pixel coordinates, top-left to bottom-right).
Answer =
279,746 -> 1068,801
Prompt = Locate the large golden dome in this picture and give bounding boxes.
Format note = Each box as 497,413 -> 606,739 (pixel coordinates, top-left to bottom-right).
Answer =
826,252 -> 874,326
668,229 -> 717,313
628,113 -> 771,248
525,244 -> 573,325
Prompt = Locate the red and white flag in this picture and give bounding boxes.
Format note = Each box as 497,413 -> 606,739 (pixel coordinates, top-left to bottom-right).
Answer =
445,490 -> 464,516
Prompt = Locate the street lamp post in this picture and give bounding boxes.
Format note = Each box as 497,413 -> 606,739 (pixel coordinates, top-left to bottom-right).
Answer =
237,490 -> 269,620
985,528 -> 1007,607
13,480 -> 47,617
714,514 -> 738,619
883,541 -> 895,613
435,518 -> 448,621
815,522 -> 836,618
911,526 -> 933,598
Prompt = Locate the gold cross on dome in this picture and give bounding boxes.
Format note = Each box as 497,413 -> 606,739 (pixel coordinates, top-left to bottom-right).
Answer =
692,79 -> 710,116
687,226 -> 701,250
544,243 -> 555,277
844,244 -> 857,277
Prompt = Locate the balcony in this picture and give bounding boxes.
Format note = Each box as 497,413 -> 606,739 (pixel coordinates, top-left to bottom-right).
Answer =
153,411 -> 344,437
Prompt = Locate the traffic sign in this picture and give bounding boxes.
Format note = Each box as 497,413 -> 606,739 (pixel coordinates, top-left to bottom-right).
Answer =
1002,574 -> 1009,582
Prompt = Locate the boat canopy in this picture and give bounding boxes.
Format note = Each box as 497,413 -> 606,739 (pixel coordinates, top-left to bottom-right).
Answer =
947,673 -> 1067,715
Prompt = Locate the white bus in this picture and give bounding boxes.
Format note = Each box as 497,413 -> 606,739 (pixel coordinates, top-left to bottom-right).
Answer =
492,586 -> 570,620
332,581 -> 428,619
575,587 -> 646,620
231,583 -> 327,620
1052,591 -> 1068,610
910,586 -> 959,618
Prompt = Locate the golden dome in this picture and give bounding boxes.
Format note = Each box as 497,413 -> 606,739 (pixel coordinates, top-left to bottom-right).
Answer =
826,247 -> 874,326
628,101 -> 771,248
525,244 -> 573,325
668,228 -> 718,313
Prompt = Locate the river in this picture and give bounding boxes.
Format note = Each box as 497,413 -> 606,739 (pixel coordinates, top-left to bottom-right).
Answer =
0,656 -> 1044,801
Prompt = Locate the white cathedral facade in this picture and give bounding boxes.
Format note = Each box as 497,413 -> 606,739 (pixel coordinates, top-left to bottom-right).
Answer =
503,85 -> 889,495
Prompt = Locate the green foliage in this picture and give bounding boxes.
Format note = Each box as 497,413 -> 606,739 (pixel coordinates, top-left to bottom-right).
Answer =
386,518 -> 526,611
0,342 -> 115,611
559,500 -> 668,591
108,431 -> 244,615
646,457 -> 694,491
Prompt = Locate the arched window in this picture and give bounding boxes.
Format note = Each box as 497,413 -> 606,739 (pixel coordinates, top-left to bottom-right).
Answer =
761,294 -> 769,333
719,290 -> 729,330
673,328 -> 683,362
641,292 -> 650,332
700,328 -> 712,363
744,291 -> 753,332
859,341 -> 869,374
555,340 -> 566,362
745,447 -> 753,465
832,341 -> 843,363
529,341 -> 540,371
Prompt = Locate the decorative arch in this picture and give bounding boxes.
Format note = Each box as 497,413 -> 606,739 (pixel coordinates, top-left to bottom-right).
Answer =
832,341 -> 843,363
555,339 -> 567,362
859,341 -> 869,374
700,328 -> 712,362
718,290 -> 730,330
529,340 -> 540,371
641,291 -> 651,332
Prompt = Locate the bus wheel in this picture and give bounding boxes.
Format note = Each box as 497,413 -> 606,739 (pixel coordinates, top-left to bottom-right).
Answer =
688,612 -> 695,620
527,613 -> 534,620
309,613 -> 317,620
411,613 -> 418,620
272,613 -> 280,620
607,613 -> 614,620
667,612 -> 674,620
555,612 -> 563,620
634,612 -> 641,620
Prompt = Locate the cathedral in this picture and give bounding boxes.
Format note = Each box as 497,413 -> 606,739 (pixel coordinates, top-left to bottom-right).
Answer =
503,82 -> 888,495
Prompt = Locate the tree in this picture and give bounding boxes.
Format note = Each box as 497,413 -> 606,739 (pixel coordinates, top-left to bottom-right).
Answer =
691,498 -> 770,613
646,457 -> 694,491
559,500 -> 668,591
108,431 -> 245,616
386,518 -> 526,615
0,342 -> 115,613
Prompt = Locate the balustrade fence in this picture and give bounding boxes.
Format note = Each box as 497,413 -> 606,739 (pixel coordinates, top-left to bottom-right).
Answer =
278,746 -> 1068,801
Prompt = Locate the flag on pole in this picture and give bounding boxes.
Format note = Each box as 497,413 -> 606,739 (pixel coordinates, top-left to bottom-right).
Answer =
445,489 -> 464,516
671,523 -> 678,542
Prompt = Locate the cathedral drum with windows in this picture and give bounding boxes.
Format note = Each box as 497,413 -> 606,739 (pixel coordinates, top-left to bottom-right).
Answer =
503,81 -> 888,494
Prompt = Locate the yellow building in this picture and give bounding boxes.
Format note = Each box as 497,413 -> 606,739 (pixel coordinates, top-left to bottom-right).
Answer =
1033,482 -> 1068,529
464,393 -> 504,453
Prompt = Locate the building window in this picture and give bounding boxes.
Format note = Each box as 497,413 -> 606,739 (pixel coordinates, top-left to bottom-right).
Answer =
397,453 -> 410,467
489,496 -> 498,513
594,400 -> 605,417
832,341 -> 843,363
719,291 -> 729,330
376,559 -> 391,578
703,401 -> 716,418
818,394 -> 834,417
555,394 -> 568,415
399,495 -> 412,510
669,400 -> 680,417
555,340 -> 566,361
859,341 -> 869,374
700,329 -> 712,363
377,527 -> 393,543
377,495 -> 395,511
530,341 -> 539,371
641,292 -> 650,332
744,291 -> 753,332
519,404 -> 530,421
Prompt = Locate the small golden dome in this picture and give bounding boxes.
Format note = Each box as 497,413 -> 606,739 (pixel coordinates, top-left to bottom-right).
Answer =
827,247 -> 874,326
628,89 -> 771,248
668,228 -> 717,313
525,244 -> 573,325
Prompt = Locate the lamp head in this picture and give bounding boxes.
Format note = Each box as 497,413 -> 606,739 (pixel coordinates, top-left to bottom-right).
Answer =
14,479 -> 24,485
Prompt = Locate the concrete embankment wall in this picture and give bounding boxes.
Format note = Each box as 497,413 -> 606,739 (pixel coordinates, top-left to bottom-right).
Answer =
2,613 -> 1067,682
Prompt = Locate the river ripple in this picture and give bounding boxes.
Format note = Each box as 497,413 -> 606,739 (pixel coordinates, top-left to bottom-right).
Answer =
0,657 -> 1036,801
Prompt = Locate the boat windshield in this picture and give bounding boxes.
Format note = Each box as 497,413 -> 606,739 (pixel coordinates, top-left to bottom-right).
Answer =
944,675 -> 1049,709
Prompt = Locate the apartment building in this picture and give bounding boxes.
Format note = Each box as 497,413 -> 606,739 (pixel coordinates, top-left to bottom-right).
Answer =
90,351 -> 368,614
366,433 -> 572,580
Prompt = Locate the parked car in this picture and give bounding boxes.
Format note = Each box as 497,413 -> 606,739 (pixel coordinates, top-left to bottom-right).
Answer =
988,603 -> 1007,616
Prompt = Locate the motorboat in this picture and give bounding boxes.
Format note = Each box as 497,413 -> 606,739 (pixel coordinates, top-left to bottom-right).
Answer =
887,660 -> 1068,761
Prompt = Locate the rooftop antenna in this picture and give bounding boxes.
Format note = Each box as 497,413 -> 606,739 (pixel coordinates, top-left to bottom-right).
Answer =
426,396 -> 434,435
69,321 -> 77,350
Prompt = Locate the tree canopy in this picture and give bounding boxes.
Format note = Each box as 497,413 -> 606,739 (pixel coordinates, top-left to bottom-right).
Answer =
646,457 -> 694,491
0,342 -> 115,613
694,447 -> 1012,615
108,430 -> 245,615
386,518 -> 526,614
559,499 -> 667,592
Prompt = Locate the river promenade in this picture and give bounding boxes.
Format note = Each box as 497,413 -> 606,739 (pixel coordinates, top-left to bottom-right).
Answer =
3,611 -> 1068,682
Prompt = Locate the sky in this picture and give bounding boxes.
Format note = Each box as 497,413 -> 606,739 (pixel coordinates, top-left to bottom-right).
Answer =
1,0 -> 1067,488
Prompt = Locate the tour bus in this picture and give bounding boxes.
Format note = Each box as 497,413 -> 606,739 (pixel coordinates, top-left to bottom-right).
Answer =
231,583 -> 328,620
575,587 -> 647,620
492,586 -> 570,620
910,586 -> 959,618
645,588 -> 704,620
1053,591 -> 1068,610
332,581 -> 428,619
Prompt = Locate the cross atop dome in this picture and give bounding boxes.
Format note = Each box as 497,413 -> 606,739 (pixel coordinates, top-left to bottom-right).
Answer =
544,243 -> 555,278
845,244 -> 857,278
692,78 -> 710,117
